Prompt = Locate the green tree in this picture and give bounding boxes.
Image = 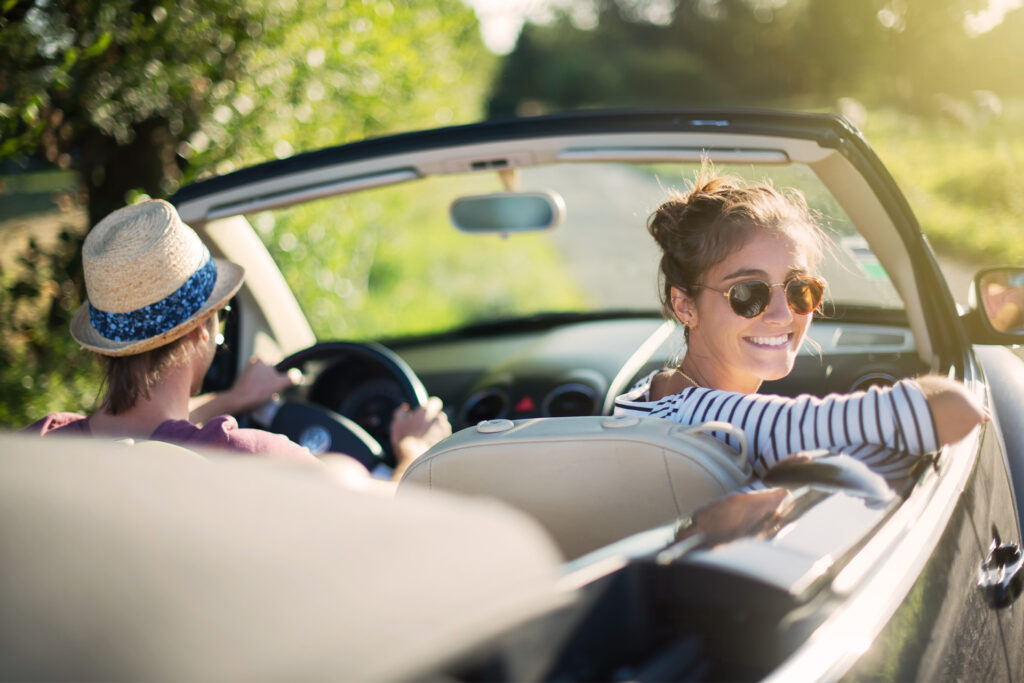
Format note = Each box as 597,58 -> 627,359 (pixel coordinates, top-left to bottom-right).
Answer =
0,0 -> 492,427
2,0 -> 490,223
488,5 -> 722,117
792,0 -> 991,106
487,0 -> 1019,115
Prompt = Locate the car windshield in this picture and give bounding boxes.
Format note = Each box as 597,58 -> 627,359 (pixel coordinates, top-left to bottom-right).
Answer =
250,161 -> 903,340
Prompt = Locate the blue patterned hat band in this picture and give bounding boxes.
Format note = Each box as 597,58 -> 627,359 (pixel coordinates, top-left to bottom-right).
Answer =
89,250 -> 218,342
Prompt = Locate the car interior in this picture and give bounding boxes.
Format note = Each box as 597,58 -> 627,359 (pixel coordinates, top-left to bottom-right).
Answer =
180,130 -> 943,546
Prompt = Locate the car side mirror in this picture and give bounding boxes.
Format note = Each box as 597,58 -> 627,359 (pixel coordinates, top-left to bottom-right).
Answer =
965,266 -> 1024,343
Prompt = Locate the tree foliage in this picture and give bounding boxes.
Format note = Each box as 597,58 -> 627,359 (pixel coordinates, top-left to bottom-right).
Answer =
0,0 -> 492,427
2,0 -> 491,222
488,0 -> 1015,116
0,222 -> 98,426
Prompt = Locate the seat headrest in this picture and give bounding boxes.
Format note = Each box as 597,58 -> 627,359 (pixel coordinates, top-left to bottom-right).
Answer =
399,416 -> 752,559
0,433 -> 569,681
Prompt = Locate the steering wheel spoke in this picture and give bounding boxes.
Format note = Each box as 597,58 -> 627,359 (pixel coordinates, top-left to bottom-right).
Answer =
269,401 -> 383,470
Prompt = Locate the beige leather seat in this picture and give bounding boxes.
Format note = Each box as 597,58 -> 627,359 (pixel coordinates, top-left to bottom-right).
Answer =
398,415 -> 753,559
112,436 -> 206,458
0,433 -> 568,681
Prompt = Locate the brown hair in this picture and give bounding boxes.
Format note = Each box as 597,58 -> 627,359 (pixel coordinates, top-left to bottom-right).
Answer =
648,165 -> 826,325
98,333 -> 194,415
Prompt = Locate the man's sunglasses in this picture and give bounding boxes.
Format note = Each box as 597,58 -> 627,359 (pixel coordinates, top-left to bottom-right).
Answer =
695,276 -> 825,319
215,304 -> 231,346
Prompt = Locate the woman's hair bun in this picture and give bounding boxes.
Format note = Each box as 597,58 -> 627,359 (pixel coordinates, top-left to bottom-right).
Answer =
647,167 -> 742,250
646,191 -> 687,250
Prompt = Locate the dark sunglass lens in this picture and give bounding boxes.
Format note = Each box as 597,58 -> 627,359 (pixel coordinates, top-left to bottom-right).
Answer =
786,279 -> 823,314
729,281 -> 771,318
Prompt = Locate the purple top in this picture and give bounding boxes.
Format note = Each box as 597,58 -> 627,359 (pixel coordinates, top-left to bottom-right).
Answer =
24,412 -> 317,463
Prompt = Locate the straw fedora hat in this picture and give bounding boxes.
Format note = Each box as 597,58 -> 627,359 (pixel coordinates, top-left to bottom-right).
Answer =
70,199 -> 244,356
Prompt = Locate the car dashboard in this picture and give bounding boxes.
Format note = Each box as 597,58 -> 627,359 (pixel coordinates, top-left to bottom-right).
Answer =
300,312 -> 930,435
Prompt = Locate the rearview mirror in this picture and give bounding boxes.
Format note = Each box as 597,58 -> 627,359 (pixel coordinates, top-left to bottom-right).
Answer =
450,192 -> 565,234
968,266 -> 1024,342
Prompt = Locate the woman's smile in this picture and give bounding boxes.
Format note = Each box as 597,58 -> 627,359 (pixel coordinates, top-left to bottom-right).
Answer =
744,332 -> 793,349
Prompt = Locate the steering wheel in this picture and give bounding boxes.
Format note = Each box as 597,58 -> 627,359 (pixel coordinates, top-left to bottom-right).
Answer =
269,341 -> 428,470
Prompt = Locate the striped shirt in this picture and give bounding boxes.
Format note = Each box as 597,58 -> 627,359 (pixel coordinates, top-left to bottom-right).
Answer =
614,374 -> 940,479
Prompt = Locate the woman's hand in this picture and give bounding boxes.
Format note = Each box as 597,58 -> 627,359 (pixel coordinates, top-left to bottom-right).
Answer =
916,375 -> 990,446
389,397 -> 452,479
679,488 -> 790,546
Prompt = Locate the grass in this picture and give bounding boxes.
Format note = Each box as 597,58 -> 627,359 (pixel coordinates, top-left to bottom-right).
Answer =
861,104 -> 1024,266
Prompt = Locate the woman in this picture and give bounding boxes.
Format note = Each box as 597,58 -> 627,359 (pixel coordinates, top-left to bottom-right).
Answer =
25,199 -> 449,480
614,169 -> 986,480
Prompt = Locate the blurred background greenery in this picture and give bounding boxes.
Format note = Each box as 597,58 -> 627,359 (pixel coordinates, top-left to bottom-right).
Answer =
2,0 -> 1022,426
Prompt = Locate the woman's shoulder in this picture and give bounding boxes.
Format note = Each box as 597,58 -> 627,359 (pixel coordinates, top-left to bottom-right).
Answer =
614,369 -> 708,414
614,370 -> 658,409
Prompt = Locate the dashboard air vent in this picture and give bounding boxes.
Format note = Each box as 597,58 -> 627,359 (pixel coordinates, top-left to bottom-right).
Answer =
461,388 -> 510,425
849,372 -> 897,392
542,384 -> 598,417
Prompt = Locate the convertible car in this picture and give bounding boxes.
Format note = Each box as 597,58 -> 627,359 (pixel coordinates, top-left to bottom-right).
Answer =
4,109 -> 1024,681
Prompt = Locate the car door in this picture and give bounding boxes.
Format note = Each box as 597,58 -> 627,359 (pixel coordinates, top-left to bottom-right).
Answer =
838,430 -> 1012,681
967,352 -> 1024,680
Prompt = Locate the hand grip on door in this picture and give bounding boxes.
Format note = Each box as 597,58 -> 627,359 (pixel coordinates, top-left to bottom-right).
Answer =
978,526 -> 1024,609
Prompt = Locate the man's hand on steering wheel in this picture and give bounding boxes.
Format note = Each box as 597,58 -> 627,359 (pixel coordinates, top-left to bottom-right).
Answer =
233,358 -> 302,408
267,341 -> 435,471
390,396 -> 452,478
190,357 -> 301,426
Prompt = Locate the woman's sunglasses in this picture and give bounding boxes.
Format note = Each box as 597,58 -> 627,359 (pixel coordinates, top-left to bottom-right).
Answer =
695,276 -> 825,319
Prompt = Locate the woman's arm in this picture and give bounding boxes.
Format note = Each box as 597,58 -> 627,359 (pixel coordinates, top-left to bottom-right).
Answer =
915,375 -> 989,446
633,377 -> 986,477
